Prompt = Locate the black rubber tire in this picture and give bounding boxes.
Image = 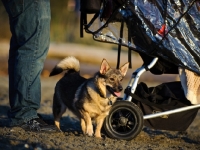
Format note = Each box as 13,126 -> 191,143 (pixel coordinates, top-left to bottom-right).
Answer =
103,100 -> 143,140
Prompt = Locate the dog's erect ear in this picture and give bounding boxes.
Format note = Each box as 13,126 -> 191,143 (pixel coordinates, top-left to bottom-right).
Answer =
100,59 -> 111,75
120,62 -> 129,76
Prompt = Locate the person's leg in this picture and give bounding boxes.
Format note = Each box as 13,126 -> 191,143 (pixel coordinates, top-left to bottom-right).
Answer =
2,0 -> 51,126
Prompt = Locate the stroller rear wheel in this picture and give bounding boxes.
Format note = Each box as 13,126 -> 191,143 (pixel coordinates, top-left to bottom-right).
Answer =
103,101 -> 143,140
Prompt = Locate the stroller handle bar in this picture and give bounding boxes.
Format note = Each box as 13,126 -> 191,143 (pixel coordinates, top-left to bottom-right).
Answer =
125,57 -> 158,102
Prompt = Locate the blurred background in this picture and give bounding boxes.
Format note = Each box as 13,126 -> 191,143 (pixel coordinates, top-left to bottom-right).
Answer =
0,0 -> 84,43
0,0 -> 178,86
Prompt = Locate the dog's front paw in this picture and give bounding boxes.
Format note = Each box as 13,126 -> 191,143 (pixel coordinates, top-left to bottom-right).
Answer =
86,127 -> 94,136
94,129 -> 102,138
94,133 -> 102,139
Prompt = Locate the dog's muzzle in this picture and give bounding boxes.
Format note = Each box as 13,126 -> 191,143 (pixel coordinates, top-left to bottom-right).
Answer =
106,86 -> 122,97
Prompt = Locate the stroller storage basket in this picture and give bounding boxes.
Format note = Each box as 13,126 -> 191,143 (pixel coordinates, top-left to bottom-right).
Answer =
129,81 -> 199,131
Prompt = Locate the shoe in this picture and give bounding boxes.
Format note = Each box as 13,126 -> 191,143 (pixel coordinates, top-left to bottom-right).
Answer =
18,118 -> 59,133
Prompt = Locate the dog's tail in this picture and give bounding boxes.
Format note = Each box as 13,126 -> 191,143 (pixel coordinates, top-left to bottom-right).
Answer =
49,56 -> 80,76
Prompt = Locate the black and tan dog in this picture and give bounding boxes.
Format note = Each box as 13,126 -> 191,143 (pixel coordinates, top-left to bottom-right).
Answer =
50,56 -> 129,138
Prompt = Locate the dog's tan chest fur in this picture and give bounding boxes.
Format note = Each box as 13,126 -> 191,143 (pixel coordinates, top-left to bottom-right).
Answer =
82,95 -> 116,118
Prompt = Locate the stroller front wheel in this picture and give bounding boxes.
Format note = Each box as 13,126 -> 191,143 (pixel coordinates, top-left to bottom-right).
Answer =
103,100 -> 143,140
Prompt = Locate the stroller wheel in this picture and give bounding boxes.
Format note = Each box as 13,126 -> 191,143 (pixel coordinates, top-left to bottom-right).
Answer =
103,101 -> 143,140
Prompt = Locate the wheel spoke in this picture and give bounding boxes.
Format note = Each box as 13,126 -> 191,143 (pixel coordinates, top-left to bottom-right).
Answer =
114,124 -> 121,130
125,112 -> 131,118
126,125 -> 132,130
111,116 -> 121,130
111,118 -> 119,123
123,126 -> 127,132
118,110 -> 123,117
127,121 -> 135,125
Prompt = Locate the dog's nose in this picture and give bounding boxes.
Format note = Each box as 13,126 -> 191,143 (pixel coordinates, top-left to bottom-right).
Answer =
118,86 -> 123,91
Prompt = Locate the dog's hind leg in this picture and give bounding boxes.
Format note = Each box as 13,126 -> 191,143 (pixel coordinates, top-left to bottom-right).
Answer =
53,104 -> 67,131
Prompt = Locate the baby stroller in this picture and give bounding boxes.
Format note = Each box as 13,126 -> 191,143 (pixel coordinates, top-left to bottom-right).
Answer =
79,0 -> 200,140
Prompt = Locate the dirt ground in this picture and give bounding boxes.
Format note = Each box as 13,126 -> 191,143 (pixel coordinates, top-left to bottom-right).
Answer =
0,75 -> 200,150
0,42 -> 199,149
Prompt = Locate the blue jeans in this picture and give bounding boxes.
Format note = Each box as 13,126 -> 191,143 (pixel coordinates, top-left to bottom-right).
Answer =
2,0 -> 51,126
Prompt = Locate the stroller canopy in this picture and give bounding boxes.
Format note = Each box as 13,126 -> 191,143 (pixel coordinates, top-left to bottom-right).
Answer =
83,0 -> 200,75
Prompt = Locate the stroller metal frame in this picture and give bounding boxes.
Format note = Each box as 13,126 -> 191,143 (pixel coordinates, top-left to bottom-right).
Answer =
123,57 -> 200,120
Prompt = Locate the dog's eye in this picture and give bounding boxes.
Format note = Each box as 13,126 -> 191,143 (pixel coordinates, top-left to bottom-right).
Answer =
109,78 -> 115,82
118,77 -> 123,82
